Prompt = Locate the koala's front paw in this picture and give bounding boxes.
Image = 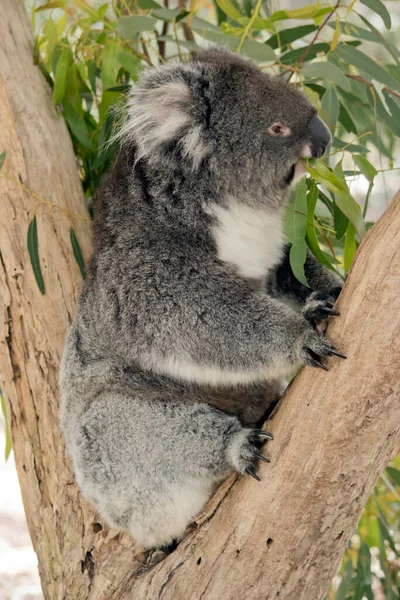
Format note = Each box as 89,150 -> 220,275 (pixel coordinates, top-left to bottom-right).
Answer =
300,327 -> 346,371
227,429 -> 273,481
302,288 -> 342,335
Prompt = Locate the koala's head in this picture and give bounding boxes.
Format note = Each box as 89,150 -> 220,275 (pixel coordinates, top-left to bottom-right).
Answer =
121,46 -> 331,207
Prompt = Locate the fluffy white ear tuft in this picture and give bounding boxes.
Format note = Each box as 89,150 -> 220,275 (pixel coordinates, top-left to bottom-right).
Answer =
116,74 -> 211,169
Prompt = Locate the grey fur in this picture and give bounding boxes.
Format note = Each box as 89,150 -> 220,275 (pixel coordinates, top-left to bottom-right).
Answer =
59,47 -> 342,549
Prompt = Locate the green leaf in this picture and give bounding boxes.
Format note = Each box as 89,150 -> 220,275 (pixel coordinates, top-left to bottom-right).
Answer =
332,138 -> 369,154
215,0 -> 243,23
283,4 -> 332,19
338,102 -> 358,134
101,43 -> 120,91
302,61 -> 350,92
62,98 -> 92,149
334,45 -> 400,91
303,160 -> 365,239
280,43 -> 329,66
241,38 -> 276,62
116,15 -> 157,38
70,228 -> 86,280
27,216 -> 45,295
175,9 -> 190,23
353,156 -> 377,181
35,1 -> 66,10
266,24 -> 316,50
0,387 -> 12,461
284,179 -> 309,286
0,150 -> 5,171
358,14 -> 399,66
138,0 -> 162,7
321,85 -> 339,130
53,48 -> 71,106
386,466 -> 400,487
118,51 -> 140,78
152,8 -> 181,20
333,202 -> 348,241
305,180 -> 336,271
192,29 -> 275,61
360,0 -> 391,30
335,559 -> 353,600
344,222 -> 356,273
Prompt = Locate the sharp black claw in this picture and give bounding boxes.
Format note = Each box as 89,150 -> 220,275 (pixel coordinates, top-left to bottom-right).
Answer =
254,452 -> 270,463
254,430 -> 274,441
244,465 -> 261,481
310,357 -> 329,371
320,307 -> 340,316
329,348 -> 347,359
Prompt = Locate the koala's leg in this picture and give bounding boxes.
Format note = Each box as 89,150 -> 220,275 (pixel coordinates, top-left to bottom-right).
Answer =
68,389 -> 271,550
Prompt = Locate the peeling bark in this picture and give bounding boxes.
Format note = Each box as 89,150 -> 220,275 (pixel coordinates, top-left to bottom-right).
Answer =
0,3 -> 399,600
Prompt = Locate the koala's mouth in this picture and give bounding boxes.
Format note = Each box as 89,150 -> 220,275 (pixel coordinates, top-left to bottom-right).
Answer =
285,145 -> 312,186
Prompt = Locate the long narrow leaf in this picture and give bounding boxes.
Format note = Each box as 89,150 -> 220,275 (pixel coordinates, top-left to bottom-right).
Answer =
70,227 -> 86,280
27,216 -> 45,295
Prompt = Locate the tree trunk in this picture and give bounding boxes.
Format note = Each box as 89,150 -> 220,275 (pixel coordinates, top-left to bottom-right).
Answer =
0,3 -> 399,599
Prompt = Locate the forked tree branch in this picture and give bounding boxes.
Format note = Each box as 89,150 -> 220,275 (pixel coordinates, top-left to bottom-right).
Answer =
0,3 -> 399,599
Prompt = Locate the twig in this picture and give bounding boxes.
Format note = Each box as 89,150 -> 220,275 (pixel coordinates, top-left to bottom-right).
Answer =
178,0 -> 195,42
288,0 -> 341,80
237,0 -> 263,53
156,0 -> 169,60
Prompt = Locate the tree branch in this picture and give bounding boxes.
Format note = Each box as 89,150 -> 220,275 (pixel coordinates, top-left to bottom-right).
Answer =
1,3 -> 399,600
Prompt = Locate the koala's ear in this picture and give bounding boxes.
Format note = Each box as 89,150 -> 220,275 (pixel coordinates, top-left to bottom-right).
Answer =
120,74 -> 211,169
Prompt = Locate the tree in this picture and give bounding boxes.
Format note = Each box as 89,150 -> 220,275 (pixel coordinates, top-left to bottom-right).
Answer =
0,1 -> 399,599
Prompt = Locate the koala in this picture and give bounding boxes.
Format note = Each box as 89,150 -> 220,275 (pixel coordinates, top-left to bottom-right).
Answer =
59,47 -> 345,551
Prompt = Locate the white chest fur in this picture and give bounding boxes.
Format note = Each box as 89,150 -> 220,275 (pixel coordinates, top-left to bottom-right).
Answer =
210,200 -> 285,279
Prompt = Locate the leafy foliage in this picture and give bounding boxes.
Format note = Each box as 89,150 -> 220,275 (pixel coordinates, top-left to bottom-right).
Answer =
16,0 -> 400,596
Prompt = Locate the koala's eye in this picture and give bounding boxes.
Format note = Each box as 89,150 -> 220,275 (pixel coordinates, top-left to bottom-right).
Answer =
268,122 -> 291,137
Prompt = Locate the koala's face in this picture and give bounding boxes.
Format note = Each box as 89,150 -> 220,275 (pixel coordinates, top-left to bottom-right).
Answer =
192,48 -> 331,192
122,46 -> 331,205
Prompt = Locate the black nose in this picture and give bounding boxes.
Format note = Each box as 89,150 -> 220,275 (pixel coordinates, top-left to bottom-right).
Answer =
308,114 -> 331,159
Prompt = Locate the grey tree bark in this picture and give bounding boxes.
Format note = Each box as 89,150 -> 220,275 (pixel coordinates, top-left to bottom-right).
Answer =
0,2 -> 399,599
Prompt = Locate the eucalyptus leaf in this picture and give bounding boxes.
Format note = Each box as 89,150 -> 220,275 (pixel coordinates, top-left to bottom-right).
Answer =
0,150 -> 5,171
305,181 -> 335,271
303,160 -> 365,239
360,0 -> 391,30
53,48 -> 71,105
353,156 -> 377,181
70,228 -> 87,280
215,0 -> 243,23
284,179 -> 309,286
334,45 -> 400,92
27,216 -> 45,295
343,222 -> 356,273
321,85 -> 339,130
266,24 -> 316,50
116,15 -> 157,38
302,61 -> 350,92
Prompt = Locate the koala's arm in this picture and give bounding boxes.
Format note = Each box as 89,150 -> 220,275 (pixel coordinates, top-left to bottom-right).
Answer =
89,261 -> 337,386
268,243 -> 343,307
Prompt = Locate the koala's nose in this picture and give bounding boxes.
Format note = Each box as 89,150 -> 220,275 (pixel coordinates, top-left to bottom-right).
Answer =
308,114 -> 331,159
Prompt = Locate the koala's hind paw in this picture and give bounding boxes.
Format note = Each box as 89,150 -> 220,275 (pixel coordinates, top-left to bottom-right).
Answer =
227,429 -> 273,481
303,289 -> 342,334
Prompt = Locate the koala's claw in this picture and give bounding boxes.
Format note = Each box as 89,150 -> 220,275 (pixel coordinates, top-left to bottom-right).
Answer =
253,451 -> 270,463
328,348 -> 347,359
304,348 -> 329,371
253,429 -> 274,441
245,465 -> 261,481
